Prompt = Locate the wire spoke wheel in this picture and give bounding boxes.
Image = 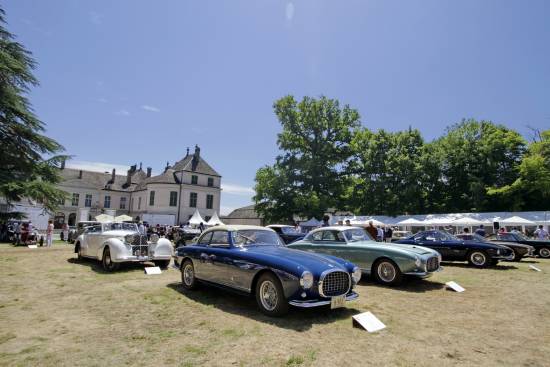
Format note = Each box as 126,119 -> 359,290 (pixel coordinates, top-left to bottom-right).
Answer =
539,248 -> 550,258
259,280 -> 278,311
377,261 -> 396,283
470,252 -> 487,266
183,264 -> 194,286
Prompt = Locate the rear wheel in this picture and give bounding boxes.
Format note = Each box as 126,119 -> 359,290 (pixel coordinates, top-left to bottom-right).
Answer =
373,259 -> 402,286
154,260 -> 170,269
468,250 -> 489,268
76,243 -> 82,260
102,247 -> 120,272
539,247 -> 550,258
255,272 -> 288,316
181,260 -> 198,290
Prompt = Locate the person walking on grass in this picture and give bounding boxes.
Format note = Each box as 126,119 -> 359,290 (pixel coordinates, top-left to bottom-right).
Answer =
46,220 -> 54,247
534,225 -> 549,240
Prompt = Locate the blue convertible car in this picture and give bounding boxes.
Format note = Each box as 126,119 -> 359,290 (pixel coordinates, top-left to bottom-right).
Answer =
174,225 -> 361,316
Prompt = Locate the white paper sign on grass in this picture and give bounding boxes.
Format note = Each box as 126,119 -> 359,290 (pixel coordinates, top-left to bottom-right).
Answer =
144,266 -> 162,275
446,281 -> 465,292
352,312 -> 386,332
529,265 -> 542,272
27,245 -> 37,249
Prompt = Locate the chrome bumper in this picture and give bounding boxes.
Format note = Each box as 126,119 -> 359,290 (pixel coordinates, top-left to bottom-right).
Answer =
114,255 -> 171,262
288,292 -> 358,308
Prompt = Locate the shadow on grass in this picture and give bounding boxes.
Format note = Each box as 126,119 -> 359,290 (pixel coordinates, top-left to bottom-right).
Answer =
66,257 -> 153,274
166,282 -> 360,331
358,276 -> 446,293
440,262 -> 518,270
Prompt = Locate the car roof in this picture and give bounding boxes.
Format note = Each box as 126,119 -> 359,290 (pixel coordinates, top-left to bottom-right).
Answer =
309,226 -> 363,232
203,224 -> 275,232
267,224 -> 293,228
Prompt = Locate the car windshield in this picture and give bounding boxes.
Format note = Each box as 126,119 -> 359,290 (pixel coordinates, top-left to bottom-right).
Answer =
343,228 -> 373,242
468,233 -> 486,242
103,222 -> 138,232
232,230 -> 284,246
280,226 -> 300,235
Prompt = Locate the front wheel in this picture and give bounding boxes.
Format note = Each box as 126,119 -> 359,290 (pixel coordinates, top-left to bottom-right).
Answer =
154,260 -> 170,269
102,247 -> 120,272
373,259 -> 402,286
468,250 -> 489,268
255,272 -> 288,317
538,247 -> 550,258
181,260 -> 198,290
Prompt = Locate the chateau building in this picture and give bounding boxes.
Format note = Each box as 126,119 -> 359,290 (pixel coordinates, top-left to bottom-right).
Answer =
54,146 -> 221,228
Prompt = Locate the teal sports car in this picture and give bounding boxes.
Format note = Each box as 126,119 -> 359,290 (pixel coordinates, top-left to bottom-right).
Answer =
287,226 -> 442,285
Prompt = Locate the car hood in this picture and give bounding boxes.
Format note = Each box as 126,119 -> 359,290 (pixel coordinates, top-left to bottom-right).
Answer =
350,241 -> 436,255
236,245 -> 350,277
102,230 -> 138,237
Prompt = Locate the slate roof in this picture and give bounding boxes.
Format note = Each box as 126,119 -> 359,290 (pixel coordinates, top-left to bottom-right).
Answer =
172,154 -> 221,177
134,169 -> 179,191
224,205 -> 262,220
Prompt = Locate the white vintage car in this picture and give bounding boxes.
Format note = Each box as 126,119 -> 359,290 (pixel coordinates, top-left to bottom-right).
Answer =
74,222 -> 173,271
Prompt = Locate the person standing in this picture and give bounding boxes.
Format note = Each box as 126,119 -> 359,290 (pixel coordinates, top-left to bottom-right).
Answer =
199,222 -> 205,232
366,221 -> 377,239
345,219 -> 351,226
62,222 -> 69,242
12,221 -> 20,245
534,225 -> 549,240
138,222 -> 145,235
474,225 -> 486,237
321,215 -> 330,227
46,220 -> 54,247
384,226 -> 393,243
376,225 -> 384,242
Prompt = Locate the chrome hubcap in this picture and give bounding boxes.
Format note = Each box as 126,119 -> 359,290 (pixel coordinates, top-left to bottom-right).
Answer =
378,262 -> 396,282
183,265 -> 194,285
540,248 -> 550,258
471,252 -> 486,265
259,280 -> 278,311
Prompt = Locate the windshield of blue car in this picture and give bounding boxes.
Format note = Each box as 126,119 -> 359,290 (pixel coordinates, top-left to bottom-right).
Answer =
280,226 -> 300,235
232,230 -> 284,246
343,228 -> 373,242
103,222 -> 138,232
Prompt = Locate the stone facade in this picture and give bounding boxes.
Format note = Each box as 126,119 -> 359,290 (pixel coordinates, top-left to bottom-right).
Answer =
53,146 -> 221,228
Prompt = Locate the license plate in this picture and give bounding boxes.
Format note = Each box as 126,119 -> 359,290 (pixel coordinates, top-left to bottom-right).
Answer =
330,295 -> 346,309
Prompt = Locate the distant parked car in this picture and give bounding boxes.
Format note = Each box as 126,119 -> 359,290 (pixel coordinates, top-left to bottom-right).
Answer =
287,226 -> 442,286
266,225 -> 305,244
173,225 -> 361,316
487,232 -> 550,258
396,230 -> 514,267
390,230 -> 413,242
74,222 -> 172,271
68,221 -> 100,244
456,233 -> 534,261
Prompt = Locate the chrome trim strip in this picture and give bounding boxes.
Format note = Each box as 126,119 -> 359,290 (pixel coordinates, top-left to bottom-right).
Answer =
289,292 -> 358,308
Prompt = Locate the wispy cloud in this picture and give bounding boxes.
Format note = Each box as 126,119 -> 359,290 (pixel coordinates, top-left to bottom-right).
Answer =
115,109 -> 130,116
285,2 -> 295,21
66,161 -> 130,174
90,11 -> 103,25
221,183 -> 255,196
141,105 -> 160,112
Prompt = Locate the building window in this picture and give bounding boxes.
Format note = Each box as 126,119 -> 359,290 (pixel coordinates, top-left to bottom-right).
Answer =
208,177 -> 214,187
149,191 -> 155,206
169,191 -> 178,207
138,197 -> 141,210
120,197 -> 127,209
206,194 -> 214,209
104,195 -> 111,208
85,194 -> 92,207
205,216 -> 211,222
190,192 -> 197,208
191,175 -> 198,185
71,193 -> 79,206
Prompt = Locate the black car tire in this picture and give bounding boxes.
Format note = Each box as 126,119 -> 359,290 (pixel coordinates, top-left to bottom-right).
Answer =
467,250 -> 490,268
539,247 -> 550,258
102,247 -> 120,272
153,260 -> 170,269
76,243 -> 82,260
255,272 -> 288,317
373,259 -> 402,286
181,260 -> 198,290
490,258 -> 499,266
512,255 -> 523,262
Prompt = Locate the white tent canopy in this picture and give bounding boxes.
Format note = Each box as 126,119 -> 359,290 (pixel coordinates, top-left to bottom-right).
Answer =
351,218 -> 385,226
95,214 -> 114,223
499,216 -> 536,226
422,217 -> 455,226
451,217 -> 485,226
206,211 -> 224,226
396,218 -> 425,226
300,218 -> 322,227
114,214 -> 133,222
188,209 -> 205,226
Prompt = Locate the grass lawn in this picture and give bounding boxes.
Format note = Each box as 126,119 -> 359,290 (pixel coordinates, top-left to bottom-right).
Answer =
0,242 -> 548,366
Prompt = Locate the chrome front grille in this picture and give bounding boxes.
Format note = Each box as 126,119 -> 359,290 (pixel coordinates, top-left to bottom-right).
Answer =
319,270 -> 350,297
427,256 -> 439,272
131,234 -> 149,257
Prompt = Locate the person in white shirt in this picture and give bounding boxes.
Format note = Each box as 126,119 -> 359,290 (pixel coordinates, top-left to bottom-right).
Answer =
12,222 -> 20,245
46,220 -> 54,247
376,226 -> 384,242
534,225 -> 549,240
138,222 -> 146,235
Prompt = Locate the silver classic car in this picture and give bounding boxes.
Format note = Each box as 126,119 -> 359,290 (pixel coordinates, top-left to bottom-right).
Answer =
74,222 -> 173,271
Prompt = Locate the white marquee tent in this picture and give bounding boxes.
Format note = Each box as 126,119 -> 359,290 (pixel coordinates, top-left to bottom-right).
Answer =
188,209 -> 205,226
499,216 -> 536,226
206,211 -> 224,226
115,214 -> 133,222
451,217 -> 486,226
300,218 -> 322,227
95,214 -> 114,223
396,218 -> 425,226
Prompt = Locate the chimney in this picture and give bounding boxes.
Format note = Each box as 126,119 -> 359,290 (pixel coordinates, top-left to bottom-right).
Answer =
111,169 -> 116,183
186,147 -> 189,157
60,159 -> 66,169
139,162 -> 142,170
126,169 -> 132,186
164,161 -> 170,172
194,144 -> 200,158
192,145 -> 200,170
78,170 -> 83,179
146,167 -> 152,177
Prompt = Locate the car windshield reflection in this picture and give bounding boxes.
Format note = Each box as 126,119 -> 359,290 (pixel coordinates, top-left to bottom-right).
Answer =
103,222 -> 138,232
343,228 -> 373,242
232,230 -> 284,247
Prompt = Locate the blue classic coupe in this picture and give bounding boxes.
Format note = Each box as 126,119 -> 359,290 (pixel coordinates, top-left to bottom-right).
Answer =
173,225 -> 361,316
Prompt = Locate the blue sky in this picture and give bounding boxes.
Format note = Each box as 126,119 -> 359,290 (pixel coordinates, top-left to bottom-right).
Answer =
3,0 -> 550,214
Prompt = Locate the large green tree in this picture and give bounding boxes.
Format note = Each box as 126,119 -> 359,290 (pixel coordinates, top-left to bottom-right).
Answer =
254,95 -> 361,222
0,8 -> 67,219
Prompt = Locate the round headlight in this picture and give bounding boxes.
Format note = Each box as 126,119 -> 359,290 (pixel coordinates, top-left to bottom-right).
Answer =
124,234 -> 136,244
300,271 -> 314,289
352,266 -> 362,284
415,256 -> 421,267
150,234 -> 159,244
